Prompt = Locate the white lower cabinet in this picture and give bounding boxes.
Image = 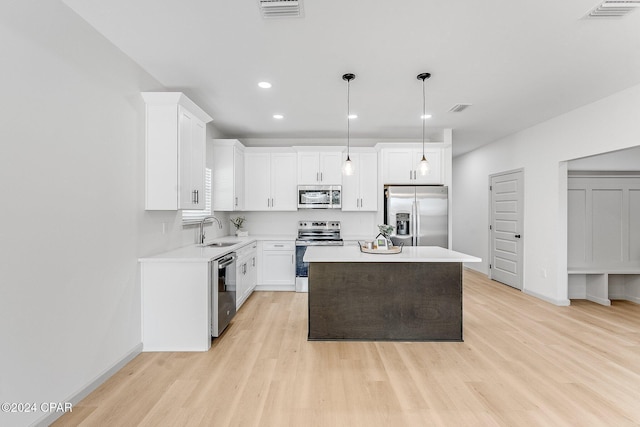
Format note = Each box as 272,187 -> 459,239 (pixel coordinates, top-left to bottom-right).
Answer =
235,242 -> 257,309
140,241 -> 259,352
258,241 -> 296,290
141,260 -> 211,352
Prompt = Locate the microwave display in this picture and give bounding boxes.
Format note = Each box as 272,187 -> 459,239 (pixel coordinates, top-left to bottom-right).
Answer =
298,186 -> 341,209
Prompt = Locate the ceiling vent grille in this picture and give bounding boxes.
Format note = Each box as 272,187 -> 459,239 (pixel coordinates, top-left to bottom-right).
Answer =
448,104 -> 472,113
586,1 -> 640,18
259,0 -> 304,18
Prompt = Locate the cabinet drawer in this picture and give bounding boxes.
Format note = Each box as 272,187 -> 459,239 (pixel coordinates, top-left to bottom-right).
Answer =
262,241 -> 295,250
235,242 -> 258,257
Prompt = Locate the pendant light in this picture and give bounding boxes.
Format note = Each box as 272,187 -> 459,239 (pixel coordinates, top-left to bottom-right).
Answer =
342,73 -> 355,176
417,72 -> 431,175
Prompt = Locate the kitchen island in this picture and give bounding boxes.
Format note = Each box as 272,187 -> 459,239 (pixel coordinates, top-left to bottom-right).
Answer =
304,245 -> 481,341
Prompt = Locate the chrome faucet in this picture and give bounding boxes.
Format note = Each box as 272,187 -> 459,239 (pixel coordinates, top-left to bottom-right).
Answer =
199,216 -> 222,244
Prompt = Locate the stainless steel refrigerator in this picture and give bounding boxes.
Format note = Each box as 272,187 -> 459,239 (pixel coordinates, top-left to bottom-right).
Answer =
384,185 -> 448,248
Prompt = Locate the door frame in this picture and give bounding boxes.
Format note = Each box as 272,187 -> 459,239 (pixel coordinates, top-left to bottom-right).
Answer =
488,168 -> 525,289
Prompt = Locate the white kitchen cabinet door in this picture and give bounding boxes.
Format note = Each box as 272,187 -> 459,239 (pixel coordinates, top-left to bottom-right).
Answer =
382,147 -> 442,185
270,153 -> 297,211
177,107 -> 206,210
233,146 -> 245,210
247,250 -> 257,294
212,140 -> 245,211
235,257 -> 246,308
244,152 -> 271,210
297,151 -> 343,185
358,152 -> 379,210
142,92 -> 212,210
297,152 -> 322,184
384,149 -> 415,184
245,151 -> 297,211
318,152 -> 343,184
341,158 -> 359,210
262,250 -> 295,286
341,152 -> 378,211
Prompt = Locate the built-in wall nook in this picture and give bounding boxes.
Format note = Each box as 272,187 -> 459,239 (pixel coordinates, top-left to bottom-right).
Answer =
567,146 -> 640,305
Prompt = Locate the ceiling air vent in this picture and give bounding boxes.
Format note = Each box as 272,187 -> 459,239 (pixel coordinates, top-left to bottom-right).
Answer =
448,104 -> 472,113
586,1 -> 640,18
259,0 -> 304,18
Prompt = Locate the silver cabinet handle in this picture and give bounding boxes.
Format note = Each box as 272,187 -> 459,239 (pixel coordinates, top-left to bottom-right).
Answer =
410,170 -> 412,180
291,254 -> 294,264
235,196 -> 238,207
274,244 -> 284,247
320,172 -> 323,181
252,257 -> 256,267
316,172 -> 319,181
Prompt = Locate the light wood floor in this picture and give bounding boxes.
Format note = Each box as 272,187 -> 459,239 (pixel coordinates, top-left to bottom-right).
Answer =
54,270 -> 640,427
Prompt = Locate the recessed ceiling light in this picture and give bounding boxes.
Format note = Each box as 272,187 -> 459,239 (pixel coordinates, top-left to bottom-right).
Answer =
258,81 -> 272,89
421,114 -> 432,119
348,114 -> 358,119
273,114 -> 284,119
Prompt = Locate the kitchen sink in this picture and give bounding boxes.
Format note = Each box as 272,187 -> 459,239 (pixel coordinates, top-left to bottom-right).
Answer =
203,241 -> 239,247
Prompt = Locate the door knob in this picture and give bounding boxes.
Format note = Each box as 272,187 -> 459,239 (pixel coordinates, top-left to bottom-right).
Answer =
515,234 -> 521,238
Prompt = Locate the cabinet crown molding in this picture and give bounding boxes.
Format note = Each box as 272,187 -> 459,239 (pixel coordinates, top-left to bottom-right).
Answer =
142,92 -> 213,124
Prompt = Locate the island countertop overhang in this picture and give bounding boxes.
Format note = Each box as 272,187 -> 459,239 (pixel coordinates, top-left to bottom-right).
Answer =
303,245 -> 481,263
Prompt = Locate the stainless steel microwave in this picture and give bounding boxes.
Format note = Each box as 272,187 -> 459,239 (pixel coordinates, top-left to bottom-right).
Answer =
297,185 -> 341,209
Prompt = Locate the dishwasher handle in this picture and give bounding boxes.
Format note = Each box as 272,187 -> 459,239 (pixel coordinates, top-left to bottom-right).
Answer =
217,254 -> 236,269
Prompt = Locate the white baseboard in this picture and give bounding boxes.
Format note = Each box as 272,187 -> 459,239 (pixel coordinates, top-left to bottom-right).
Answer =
34,343 -> 143,427
523,288 -> 571,306
255,284 -> 295,292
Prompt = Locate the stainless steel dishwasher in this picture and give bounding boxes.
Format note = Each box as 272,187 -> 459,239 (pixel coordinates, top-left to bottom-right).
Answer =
211,253 -> 236,337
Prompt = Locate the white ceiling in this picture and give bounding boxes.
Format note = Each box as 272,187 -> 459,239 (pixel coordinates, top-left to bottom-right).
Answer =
61,0 -> 640,156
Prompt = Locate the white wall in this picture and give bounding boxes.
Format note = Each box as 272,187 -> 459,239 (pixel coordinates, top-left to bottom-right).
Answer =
568,145 -> 640,171
453,83 -> 640,305
0,2 -> 226,426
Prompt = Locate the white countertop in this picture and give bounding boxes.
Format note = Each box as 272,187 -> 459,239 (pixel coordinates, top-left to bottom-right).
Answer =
139,234 -> 295,263
303,245 -> 481,263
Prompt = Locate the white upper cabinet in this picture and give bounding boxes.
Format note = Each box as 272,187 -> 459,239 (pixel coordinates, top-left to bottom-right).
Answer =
297,151 -> 343,185
244,150 -> 297,211
142,92 -> 213,210
382,147 -> 442,185
211,139 -> 244,211
341,151 -> 378,211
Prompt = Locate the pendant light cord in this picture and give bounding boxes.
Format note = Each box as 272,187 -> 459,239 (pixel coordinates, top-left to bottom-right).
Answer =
347,78 -> 351,160
422,77 -> 426,157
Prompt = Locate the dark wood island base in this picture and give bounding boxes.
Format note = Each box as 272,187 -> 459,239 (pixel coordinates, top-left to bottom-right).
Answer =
308,261 -> 463,341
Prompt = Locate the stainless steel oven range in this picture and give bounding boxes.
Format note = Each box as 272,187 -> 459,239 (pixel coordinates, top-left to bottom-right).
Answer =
295,220 -> 343,292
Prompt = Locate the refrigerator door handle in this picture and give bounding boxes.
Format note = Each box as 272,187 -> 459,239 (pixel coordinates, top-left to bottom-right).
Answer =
411,201 -> 417,246
415,200 -> 421,246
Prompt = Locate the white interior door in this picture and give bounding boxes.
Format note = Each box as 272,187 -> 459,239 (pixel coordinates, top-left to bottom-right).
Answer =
490,170 -> 524,290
